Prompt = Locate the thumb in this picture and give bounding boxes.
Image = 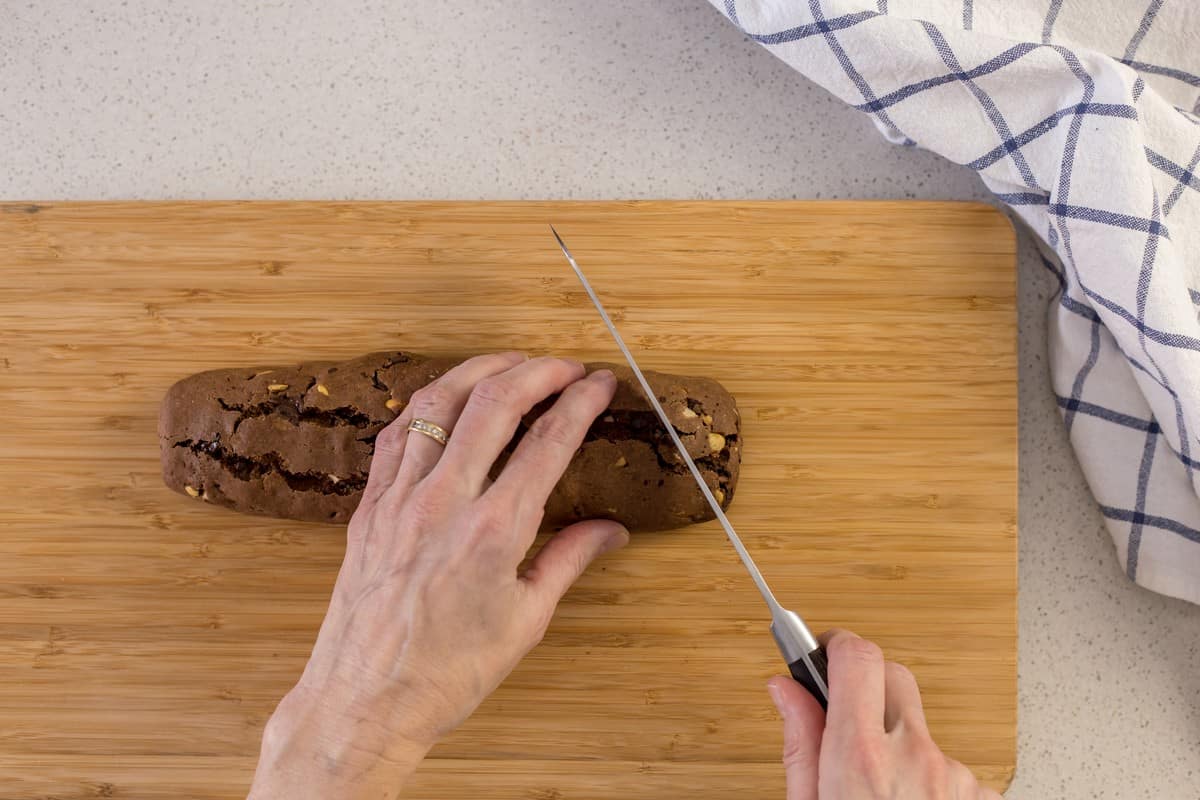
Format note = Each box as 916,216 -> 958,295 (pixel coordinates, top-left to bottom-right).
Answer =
523,518 -> 629,604
769,675 -> 825,800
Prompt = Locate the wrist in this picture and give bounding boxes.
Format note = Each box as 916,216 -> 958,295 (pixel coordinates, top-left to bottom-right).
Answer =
249,682 -> 434,800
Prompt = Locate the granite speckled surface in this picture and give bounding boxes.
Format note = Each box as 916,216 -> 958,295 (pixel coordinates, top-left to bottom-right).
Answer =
5,1 -> 1199,796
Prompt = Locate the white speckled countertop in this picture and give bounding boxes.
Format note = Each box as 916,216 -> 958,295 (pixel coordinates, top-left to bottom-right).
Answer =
5,1 -> 1199,796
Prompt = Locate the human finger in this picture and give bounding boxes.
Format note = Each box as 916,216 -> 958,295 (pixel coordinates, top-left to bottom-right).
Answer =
358,403 -> 417,511
821,629 -> 886,741
767,675 -> 824,800
882,661 -> 927,736
489,368 -> 616,533
434,356 -> 587,495
390,351 -> 527,492
521,518 -> 629,613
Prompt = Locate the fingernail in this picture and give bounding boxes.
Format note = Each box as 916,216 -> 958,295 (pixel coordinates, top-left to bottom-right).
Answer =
767,679 -> 790,719
600,526 -> 630,554
503,351 -> 529,362
589,368 -> 615,384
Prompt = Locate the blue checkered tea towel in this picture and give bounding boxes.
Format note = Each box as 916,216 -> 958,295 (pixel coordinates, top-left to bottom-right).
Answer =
710,0 -> 1200,604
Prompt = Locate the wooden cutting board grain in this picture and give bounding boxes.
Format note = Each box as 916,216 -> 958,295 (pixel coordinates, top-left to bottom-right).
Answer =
0,201 -> 1017,798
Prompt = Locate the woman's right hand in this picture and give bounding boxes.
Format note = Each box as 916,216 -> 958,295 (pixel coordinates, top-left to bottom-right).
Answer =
769,629 -> 1003,800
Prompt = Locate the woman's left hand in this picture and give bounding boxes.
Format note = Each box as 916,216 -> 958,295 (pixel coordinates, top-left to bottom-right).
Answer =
248,352 -> 629,799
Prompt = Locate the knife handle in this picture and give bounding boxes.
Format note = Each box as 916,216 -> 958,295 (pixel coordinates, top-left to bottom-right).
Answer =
786,645 -> 830,711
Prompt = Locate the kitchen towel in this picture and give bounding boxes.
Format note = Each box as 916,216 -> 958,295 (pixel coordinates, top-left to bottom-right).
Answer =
709,0 -> 1200,604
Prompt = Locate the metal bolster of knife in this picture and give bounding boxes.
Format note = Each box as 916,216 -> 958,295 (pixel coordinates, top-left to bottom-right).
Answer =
770,608 -> 821,661
771,608 -> 830,708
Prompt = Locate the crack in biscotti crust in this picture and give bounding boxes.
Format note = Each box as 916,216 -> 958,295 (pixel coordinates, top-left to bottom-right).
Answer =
586,410 -> 735,477
173,437 -> 366,495
516,406 -> 738,499
367,354 -> 411,393
218,397 -> 378,431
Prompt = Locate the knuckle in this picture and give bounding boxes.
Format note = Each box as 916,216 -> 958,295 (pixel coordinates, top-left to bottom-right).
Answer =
780,735 -> 815,772
526,411 -> 579,448
849,740 -> 888,784
910,742 -> 946,778
562,547 -> 591,581
346,509 -> 371,542
840,636 -> 883,667
575,372 -> 615,402
359,476 -> 393,510
533,355 -> 572,369
521,620 -> 544,649
377,486 -> 412,521
527,597 -> 556,636
403,485 -> 448,526
410,380 -> 454,412
532,355 -> 583,379
849,638 -> 888,662
468,503 -> 511,540
343,529 -> 367,564
946,758 -> 976,788
885,660 -> 917,687
373,420 -> 408,453
524,614 -> 552,650
419,467 -> 461,499
466,352 -> 510,370
470,376 -> 520,409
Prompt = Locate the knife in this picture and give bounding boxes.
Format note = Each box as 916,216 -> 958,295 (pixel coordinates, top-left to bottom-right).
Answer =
550,225 -> 831,709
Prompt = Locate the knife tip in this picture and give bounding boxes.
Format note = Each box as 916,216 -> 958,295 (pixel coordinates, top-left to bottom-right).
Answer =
548,224 -> 571,257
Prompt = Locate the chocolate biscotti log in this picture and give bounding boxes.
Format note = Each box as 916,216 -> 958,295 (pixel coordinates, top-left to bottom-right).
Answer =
159,351 -> 741,530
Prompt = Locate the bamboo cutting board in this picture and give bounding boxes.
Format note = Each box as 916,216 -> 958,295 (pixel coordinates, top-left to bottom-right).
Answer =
0,201 -> 1016,798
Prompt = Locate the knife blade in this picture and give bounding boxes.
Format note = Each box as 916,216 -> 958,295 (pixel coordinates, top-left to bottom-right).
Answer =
550,225 -> 831,708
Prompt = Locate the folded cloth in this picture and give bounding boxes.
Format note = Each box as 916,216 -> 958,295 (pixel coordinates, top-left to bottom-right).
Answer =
710,0 -> 1200,604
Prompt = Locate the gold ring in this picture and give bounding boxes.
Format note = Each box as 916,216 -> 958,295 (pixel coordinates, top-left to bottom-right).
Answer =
407,418 -> 450,447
